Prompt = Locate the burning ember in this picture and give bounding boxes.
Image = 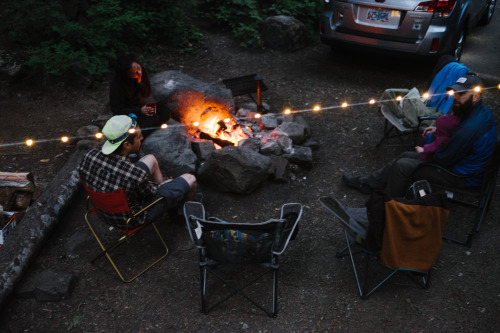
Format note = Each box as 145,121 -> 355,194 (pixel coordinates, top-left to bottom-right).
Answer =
174,91 -> 251,149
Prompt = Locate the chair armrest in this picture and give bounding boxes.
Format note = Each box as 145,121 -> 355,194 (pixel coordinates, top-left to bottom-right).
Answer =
417,115 -> 439,121
125,197 -> 166,232
415,162 -> 480,179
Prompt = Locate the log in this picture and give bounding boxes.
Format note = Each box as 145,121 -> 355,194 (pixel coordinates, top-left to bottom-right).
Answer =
0,172 -> 37,211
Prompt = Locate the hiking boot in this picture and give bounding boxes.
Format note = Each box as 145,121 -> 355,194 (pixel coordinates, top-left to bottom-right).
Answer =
341,175 -> 373,194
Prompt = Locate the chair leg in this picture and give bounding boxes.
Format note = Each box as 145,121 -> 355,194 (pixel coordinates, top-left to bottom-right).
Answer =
85,214 -> 169,282
199,263 -> 277,317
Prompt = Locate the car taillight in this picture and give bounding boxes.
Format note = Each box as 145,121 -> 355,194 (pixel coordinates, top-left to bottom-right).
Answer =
415,0 -> 456,18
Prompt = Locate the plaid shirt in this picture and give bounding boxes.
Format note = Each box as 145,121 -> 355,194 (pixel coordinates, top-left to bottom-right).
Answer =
79,148 -> 158,228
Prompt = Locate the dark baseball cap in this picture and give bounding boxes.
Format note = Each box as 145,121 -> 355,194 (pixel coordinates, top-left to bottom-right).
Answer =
446,72 -> 483,93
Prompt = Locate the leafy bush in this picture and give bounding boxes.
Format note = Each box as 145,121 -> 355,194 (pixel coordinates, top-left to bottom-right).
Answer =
1,0 -> 200,79
0,0 -> 322,80
196,0 -> 323,48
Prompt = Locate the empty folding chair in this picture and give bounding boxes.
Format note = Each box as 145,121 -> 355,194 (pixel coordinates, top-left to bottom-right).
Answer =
183,201 -> 302,317
82,182 -> 169,283
319,182 -> 449,299
377,58 -> 470,148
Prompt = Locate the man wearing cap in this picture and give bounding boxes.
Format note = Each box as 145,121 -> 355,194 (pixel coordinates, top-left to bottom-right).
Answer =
79,114 -> 197,228
342,72 -> 497,197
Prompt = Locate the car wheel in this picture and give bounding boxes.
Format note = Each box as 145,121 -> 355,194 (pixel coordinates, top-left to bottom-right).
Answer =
479,0 -> 496,26
451,28 -> 466,62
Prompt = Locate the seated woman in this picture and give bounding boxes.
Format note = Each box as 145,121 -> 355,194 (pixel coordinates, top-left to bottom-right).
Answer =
109,54 -> 170,137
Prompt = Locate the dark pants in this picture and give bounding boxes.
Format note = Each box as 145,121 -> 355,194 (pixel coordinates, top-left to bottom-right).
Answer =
364,151 -> 466,197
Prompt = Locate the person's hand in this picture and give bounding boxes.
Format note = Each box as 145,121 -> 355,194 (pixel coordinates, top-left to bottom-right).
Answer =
160,176 -> 173,185
415,146 -> 424,154
141,105 -> 155,116
422,126 -> 437,137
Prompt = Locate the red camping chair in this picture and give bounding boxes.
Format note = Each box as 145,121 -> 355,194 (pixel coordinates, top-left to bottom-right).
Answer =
82,181 -> 169,282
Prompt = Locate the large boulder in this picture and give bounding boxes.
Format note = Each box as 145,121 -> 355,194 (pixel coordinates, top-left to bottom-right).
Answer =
261,16 -> 311,51
149,70 -> 235,127
198,146 -> 273,194
140,120 -> 197,177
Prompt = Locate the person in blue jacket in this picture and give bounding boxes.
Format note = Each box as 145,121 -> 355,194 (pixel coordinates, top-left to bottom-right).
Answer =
342,72 -> 497,197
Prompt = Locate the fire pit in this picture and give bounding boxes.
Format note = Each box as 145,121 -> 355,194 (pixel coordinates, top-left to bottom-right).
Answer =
142,70 -> 317,194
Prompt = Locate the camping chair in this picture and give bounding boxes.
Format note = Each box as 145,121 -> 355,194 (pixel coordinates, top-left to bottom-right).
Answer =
319,181 -> 449,299
183,201 -> 302,317
412,141 -> 500,247
376,61 -> 470,148
82,181 -> 169,283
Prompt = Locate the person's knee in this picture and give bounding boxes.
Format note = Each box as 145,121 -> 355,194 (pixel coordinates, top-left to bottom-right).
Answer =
139,154 -> 159,170
180,173 -> 196,188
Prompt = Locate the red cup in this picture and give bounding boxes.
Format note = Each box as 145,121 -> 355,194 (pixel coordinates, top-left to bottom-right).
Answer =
145,102 -> 156,114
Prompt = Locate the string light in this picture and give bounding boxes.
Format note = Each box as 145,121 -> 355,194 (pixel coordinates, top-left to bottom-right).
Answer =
4,83 -> 499,149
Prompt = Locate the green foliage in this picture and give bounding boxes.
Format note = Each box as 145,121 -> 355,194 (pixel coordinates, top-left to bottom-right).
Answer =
265,0 -> 323,31
196,0 -> 323,48
0,0 -> 322,80
197,0 -> 264,48
1,0 -> 200,79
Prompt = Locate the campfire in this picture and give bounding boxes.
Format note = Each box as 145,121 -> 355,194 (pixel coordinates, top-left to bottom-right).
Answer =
173,91 -> 252,149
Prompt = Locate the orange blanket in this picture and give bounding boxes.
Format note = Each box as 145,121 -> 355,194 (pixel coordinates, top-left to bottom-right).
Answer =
381,197 -> 449,272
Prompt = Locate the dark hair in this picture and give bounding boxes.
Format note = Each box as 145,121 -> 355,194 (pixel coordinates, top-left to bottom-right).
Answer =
114,54 -> 137,77
112,53 -> 150,99
113,130 -> 139,155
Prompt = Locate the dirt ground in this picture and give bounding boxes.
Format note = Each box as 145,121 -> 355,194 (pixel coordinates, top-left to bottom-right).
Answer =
1,28 -> 499,332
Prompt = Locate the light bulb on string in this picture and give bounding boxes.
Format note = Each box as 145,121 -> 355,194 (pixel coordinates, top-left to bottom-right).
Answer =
284,108 -> 291,115
313,105 -> 320,112
341,102 -> 348,108
255,113 -> 261,119
474,86 -> 481,92
423,92 -> 429,99
369,99 -> 376,105
61,136 -> 69,143
95,132 -> 103,139
26,139 -> 34,146
396,96 -> 403,101
161,124 -> 168,129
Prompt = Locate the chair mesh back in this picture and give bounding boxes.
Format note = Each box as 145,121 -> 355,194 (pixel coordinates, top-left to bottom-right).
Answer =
192,217 -> 285,264
82,181 -> 131,214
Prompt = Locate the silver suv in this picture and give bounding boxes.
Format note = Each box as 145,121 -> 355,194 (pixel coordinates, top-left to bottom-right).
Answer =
320,0 -> 496,60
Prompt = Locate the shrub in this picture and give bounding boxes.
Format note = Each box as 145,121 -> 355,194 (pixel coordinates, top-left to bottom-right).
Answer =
1,0 -> 200,79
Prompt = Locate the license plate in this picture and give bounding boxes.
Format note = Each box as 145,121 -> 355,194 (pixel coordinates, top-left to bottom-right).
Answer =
367,9 -> 390,23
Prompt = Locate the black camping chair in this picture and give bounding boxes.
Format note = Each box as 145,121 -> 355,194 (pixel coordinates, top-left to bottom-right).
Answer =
183,201 -> 302,317
319,181 -> 448,299
412,141 -> 500,247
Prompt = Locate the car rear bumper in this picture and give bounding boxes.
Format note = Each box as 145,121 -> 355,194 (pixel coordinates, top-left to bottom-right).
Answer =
320,11 -> 458,56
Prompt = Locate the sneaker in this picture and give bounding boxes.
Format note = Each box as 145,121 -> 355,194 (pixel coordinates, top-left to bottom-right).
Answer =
341,175 -> 373,194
